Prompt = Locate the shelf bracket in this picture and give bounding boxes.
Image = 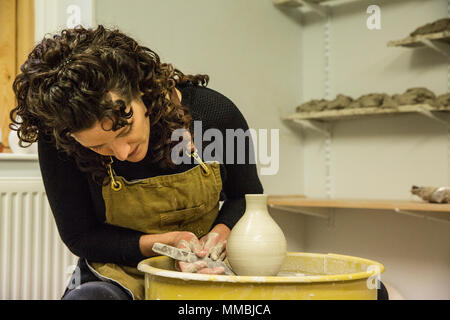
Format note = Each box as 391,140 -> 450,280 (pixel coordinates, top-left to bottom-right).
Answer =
292,119 -> 331,137
416,107 -> 450,127
274,0 -> 330,17
269,204 -> 335,227
269,204 -> 330,219
297,0 -> 329,17
419,39 -> 450,58
394,208 -> 450,225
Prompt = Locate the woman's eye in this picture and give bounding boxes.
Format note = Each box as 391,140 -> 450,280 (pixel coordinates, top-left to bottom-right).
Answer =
86,121 -> 133,152
125,122 -> 134,135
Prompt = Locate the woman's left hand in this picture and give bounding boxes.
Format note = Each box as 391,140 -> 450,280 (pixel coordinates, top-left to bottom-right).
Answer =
174,224 -> 230,274
199,224 -> 230,261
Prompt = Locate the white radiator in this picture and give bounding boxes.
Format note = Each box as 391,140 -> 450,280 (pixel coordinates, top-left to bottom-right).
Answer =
0,178 -> 78,300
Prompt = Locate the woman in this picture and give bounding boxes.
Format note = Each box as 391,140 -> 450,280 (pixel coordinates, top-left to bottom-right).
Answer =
11,25 -> 263,300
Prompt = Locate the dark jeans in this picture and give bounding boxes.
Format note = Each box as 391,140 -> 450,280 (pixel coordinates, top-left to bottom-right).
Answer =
62,258 -> 132,300
378,281 -> 389,300
62,281 -> 132,300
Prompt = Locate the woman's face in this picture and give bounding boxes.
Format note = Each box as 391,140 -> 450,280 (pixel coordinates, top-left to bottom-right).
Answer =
71,91 -> 150,162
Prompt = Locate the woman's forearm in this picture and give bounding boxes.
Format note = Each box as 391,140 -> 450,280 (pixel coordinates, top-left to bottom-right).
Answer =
139,232 -> 175,257
209,223 -> 231,241
139,231 -> 207,257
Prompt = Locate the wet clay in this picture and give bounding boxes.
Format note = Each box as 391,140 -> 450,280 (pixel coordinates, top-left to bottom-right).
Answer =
296,87 -> 445,112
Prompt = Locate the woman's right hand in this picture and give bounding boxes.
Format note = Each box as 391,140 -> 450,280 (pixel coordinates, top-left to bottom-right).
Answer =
172,231 -> 225,274
171,231 -> 222,274
140,231 -> 224,274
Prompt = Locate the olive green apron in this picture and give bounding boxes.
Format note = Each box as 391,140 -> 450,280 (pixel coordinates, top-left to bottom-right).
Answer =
85,150 -> 223,300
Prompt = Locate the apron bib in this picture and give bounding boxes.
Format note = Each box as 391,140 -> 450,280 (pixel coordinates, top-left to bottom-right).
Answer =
86,150 -> 223,300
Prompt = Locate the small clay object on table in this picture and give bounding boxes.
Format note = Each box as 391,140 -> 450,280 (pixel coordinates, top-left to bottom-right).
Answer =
355,93 -> 397,109
393,87 -> 436,106
296,99 -> 329,112
357,93 -> 384,108
326,94 -> 353,110
436,93 -> 450,107
379,95 -> 398,108
411,185 -> 450,203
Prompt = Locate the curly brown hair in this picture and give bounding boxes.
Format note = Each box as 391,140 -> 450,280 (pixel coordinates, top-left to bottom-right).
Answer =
10,25 -> 209,185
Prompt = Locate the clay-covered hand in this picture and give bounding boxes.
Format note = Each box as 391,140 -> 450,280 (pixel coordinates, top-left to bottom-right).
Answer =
173,232 -> 224,274
200,224 -> 230,262
200,232 -> 227,261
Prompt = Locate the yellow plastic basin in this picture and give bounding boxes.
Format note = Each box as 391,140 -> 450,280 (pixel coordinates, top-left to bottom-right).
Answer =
137,252 -> 385,300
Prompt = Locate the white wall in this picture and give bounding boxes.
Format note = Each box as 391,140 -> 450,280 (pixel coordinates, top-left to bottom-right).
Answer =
298,0 -> 449,299
0,160 -> 41,178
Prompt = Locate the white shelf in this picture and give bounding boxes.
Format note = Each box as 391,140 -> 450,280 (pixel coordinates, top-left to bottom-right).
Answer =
388,31 -> 450,47
0,153 -> 38,161
268,195 -> 450,212
273,0 -> 331,17
273,0 -> 353,8
284,103 -> 450,136
388,31 -> 450,58
273,0 -> 328,8
285,103 -> 450,121
268,195 -> 450,225
273,0 -> 363,17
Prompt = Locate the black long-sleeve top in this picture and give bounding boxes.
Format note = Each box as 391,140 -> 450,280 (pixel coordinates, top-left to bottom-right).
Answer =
38,83 -> 264,267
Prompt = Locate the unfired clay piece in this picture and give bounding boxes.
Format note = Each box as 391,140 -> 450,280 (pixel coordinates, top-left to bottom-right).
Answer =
357,93 -> 397,108
437,93 -> 450,107
295,87 -> 445,113
411,185 -> 450,203
226,194 -> 287,276
392,88 -> 436,106
296,99 -> 328,112
326,94 -> 353,110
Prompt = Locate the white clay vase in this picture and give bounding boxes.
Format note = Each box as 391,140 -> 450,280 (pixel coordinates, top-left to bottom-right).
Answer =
226,194 -> 287,276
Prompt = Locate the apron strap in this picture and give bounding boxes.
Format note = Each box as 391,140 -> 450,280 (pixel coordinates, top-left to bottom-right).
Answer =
107,156 -> 123,191
106,147 -> 211,191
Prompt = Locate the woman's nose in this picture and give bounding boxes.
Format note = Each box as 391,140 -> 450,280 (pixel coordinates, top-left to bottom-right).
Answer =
111,142 -> 131,161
